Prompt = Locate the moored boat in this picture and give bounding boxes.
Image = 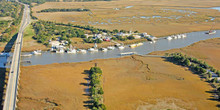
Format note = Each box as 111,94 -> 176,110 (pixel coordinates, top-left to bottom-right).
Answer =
118,45 -> 125,50
32,50 -> 42,55
120,52 -> 136,56
88,48 -> 98,52
101,48 -> 108,52
136,42 -> 143,46
107,46 -> 115,50
129,44 -> 137,48
78,49 -> 87,53
67,49 -> 77,54
56,49 -> 64,53
166,36 -> 172,40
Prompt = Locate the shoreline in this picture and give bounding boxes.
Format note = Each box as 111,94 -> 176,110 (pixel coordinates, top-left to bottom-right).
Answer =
2,29 -> 218,53
17,37 -> 219,68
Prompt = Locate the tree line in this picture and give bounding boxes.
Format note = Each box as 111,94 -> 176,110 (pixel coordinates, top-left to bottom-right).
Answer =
0,1 -> 19,17
74,0 -> 111,2
32,20 -> 86,46
89,66 -> 106,110
166,52 -> 220,101
37,8 -> 90,13
18,0 -> 58,5
166,52 -> 220,78
0,2 -> 24,42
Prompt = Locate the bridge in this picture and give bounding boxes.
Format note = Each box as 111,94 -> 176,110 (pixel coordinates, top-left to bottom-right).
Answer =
3,1 -> 30,110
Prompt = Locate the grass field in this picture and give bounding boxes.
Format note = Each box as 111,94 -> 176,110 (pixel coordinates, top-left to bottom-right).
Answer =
32,0 -> 220,37
17,38 -> 220,110
22,23 -> 48,52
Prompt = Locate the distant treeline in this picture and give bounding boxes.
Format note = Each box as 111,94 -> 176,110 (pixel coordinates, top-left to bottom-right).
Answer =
0,4 -> 24,42
74,0 -> 111,1
18,0 -> 58,5
37,8 -> 90,13
0,1 -> 19,17
19,0 -> 111,5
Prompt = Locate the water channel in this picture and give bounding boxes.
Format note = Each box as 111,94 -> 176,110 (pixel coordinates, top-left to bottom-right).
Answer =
15,30 -> 220,66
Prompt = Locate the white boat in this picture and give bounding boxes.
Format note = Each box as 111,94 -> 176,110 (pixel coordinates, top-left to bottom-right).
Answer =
101,48 -> 108,52
206,30 -> 216,35
32,50 -> 42,55
56,49 -> 64,53
107,46 -> 115,50
136,42 -> 143,46
206,23 -> 216,35
88,48 -> 98,52
118,45 -> 125,50
177,35 -> 182,39
172,35 -> 177,39
67,49 -> 77,54
166,36 -> 172,40
150,42 -> 153,44
78,49 -> 87,53
21,54 -> 32,57
129,44 -> 137,48
181,34 -> 187,38
120,52 -> 136,56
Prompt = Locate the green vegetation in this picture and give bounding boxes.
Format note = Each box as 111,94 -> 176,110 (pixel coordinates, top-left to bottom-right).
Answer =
166,52 -> 220,78
166,52 -> 220,101
0,1 -> 23,42
0,1 -> 19,17
19,0 -> 111,5
75,0 -> 111,1
89,66 -> 106,110
32,21 -> 86,45
18,0 -> 58,5
37,8 -> 90,13
31,20 -> 139,45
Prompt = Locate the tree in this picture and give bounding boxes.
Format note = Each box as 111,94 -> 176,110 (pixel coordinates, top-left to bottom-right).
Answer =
184,59 -> 191,66
208,72 -> 212,79
127,35 -> 135,40
216,71 -> 220,77
98,87 -> 104,95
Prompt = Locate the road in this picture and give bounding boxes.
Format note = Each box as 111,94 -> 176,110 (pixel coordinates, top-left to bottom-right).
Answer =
3,1 -> 30,110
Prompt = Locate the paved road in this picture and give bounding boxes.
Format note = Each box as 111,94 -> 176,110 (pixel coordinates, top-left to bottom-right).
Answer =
3,1 -> 30,110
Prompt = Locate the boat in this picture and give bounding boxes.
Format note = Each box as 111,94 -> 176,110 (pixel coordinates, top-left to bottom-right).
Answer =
107,46 -> 115,50
78,49 -> 87,53
88,48 -> 99,52
172,35 -> 177,39
66,45 -> 76,53
32,50 -> 42,55
118,45 -> 125,50
56,49 -> 64,53
206,30 -> 216,35
166,36 -> 172,40
120,52 -> 136,56
21,54 -> 32,57
206,23 -> 216,35
181,34 -> 187,38
101,48 -> 108,52
129,44 -> 137,48
177,35 -> 182,39
67,49 -> 77,54
136,42 -> 143,46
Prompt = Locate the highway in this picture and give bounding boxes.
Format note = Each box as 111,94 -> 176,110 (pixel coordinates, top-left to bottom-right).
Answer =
3,1 -> 30,110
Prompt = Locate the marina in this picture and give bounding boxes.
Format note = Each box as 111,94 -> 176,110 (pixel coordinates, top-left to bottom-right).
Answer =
0,30 -> 219,67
